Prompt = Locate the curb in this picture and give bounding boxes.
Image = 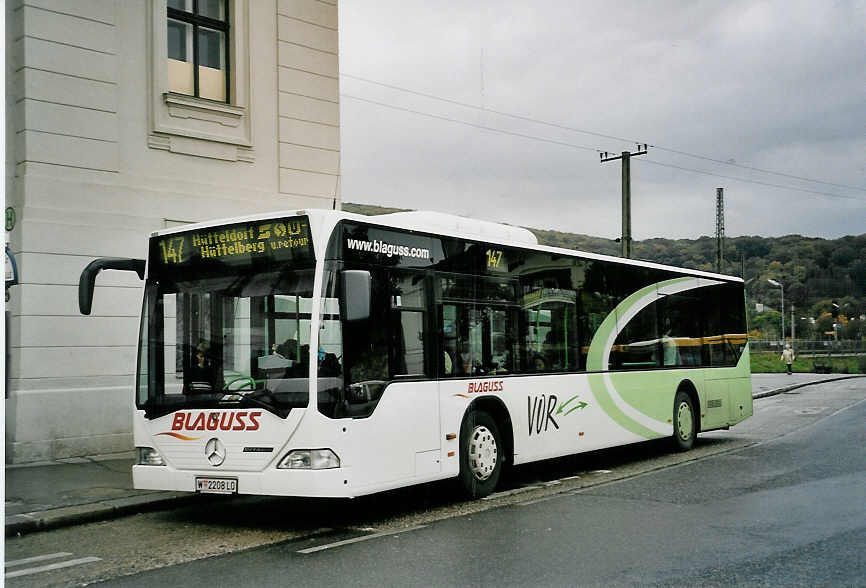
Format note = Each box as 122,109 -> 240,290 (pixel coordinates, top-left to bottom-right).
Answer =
5,492 -> 208,538
752,374 -> 865,399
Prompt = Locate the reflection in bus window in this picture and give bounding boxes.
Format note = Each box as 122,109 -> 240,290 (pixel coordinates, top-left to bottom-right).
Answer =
390,271 -> 429,377
613,296 -> 660,370
439,274 -> 517,377
394,310 -> 425,375
703,282 -> 748,366
660,293 -> 702,367
521,286 -> 578,373
342,266 -> 389,387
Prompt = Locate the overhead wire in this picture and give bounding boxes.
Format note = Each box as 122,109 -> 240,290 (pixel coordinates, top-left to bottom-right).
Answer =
341,73 -> 866,195
341,93 -> 864,202
640,159 -> 863,200
341,93 -> 601,153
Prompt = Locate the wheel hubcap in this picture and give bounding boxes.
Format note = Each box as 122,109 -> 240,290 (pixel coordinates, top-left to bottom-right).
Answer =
468,425 -> 498,481
677,401 -> 693,441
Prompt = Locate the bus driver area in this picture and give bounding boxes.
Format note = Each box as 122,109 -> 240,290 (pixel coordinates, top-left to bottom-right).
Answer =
80,209 -> 751,501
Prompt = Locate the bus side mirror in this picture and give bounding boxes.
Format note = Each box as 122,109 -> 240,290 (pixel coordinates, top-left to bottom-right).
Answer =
341,270 -> 371,322
79,257 -> 146,315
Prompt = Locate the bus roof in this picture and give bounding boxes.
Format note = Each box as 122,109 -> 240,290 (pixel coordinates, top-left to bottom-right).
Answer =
150,208 -> 744,284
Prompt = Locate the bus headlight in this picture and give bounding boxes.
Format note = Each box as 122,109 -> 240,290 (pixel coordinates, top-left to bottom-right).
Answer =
278,449 -> 340,470
137,447 -> 166,466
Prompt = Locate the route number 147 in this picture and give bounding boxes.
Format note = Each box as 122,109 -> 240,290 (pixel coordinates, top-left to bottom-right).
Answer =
486,249 -> 503,269
159,237 -> 185,264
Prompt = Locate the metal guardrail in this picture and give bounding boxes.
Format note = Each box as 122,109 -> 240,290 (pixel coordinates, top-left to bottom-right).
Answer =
749,340 -> 866,354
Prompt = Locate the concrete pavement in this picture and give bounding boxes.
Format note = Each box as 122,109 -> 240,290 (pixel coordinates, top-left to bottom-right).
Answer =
5,373 -> 863,537
749,372 -> 865,398
4,453 -> 201,537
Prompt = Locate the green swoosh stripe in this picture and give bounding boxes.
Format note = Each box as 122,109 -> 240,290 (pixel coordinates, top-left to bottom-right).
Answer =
586,277 -> 692,439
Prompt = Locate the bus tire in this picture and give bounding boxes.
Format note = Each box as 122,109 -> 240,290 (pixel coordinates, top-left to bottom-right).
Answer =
672,390 -> 696,451
458,410 -> 503,499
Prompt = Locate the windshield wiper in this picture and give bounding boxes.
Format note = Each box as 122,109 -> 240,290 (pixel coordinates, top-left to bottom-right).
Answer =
222,389 -> 288,413
220,390 -> 268,406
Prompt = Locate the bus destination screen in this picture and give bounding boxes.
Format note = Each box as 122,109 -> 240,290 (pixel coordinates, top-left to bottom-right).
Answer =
149,216 -> 313,280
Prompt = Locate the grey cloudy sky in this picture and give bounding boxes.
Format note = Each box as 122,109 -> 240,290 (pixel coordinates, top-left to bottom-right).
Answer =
337,1 -> 864,239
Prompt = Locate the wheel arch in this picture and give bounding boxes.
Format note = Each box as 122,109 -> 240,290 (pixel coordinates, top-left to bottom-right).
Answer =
676,378 -> 701,433
464,396 -> 514,467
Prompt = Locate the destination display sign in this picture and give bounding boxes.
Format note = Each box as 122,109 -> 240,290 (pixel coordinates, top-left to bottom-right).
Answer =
149,216 -> 313,280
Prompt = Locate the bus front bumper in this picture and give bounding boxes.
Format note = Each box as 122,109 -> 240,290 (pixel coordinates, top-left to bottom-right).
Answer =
133,464 -> 354,498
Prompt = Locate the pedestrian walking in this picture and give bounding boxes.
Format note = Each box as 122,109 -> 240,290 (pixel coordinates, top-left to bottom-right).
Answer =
781,344 -> 795,375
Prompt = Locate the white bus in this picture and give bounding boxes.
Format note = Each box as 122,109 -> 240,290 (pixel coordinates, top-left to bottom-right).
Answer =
79,209 -> 752,499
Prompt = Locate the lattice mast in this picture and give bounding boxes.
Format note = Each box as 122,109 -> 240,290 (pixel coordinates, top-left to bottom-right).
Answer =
715,187 -> 725,273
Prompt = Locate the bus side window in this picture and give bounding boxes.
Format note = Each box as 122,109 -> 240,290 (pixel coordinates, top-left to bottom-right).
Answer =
703,282 -> 747,367
343,267 -> 390,385
659,293 -> 702,367
439,302 -> 485,377
390,270 -> 429,378
613,295 -> 660,370
519,260 -> 579,374
440,304 -> 458,376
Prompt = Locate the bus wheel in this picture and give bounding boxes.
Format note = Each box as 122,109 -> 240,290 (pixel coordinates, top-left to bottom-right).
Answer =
673,390 -> 696,451
458,411 -> 503,499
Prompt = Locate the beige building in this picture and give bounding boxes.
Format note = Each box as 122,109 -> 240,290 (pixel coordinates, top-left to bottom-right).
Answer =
5,0 -> 341,463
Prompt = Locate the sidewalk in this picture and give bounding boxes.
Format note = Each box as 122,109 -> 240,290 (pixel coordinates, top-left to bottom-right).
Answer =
749,372 -> 864,398
5,454 -> 200,537
5,374 -> 864,537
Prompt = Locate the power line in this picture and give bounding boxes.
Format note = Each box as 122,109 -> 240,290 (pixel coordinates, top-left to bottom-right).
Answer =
341,73 -> 866,194
341,92 -> 865,202
341,93 -> 601,153
641,159 -> 864,200
649,146 -> 866,193
342,74 -> 637,145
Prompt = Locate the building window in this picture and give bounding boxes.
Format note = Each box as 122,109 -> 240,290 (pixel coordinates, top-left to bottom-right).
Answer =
167,0 -> 230,103
149,0 -> 252,160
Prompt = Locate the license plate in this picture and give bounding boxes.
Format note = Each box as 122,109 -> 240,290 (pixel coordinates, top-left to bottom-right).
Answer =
195,477 -> 238,494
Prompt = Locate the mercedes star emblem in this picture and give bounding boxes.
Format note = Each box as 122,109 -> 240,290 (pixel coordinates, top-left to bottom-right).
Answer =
205,438 -> 226,467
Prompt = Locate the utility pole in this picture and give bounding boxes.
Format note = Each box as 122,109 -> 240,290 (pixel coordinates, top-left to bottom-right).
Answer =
791,304 -> 795,348
601,144 -> 648,258
715,188 -> 725,273
768,279 -> 785,343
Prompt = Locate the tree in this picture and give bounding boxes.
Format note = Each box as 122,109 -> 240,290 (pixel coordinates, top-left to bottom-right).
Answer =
815,312 -> 834,339
751,310 -> 782,340
850,260 -> 866,297
811,299 -> 835,317
842,318 -> 863,340
794,317 -> 816,341
787,281 -> 807,308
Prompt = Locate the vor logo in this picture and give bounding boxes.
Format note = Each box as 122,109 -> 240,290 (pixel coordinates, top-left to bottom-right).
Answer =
527,394 -> 589,436
205,438 -> 226,467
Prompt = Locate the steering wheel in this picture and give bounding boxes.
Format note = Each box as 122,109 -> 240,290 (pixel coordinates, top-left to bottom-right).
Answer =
224,376 -> 256,391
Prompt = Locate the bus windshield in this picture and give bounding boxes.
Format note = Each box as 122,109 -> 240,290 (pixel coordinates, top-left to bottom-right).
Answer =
137,216 -> 316,418
137,270 -> 316,418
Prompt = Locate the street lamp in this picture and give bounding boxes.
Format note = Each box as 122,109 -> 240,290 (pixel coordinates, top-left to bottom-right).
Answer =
767,279 -> 784,344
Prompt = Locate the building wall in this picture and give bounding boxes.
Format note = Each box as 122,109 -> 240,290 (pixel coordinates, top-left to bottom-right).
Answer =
5,0 -> 340,463
277,0 -> 341,204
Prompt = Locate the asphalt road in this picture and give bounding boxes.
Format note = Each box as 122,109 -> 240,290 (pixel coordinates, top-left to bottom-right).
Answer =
5,378 -> 864,587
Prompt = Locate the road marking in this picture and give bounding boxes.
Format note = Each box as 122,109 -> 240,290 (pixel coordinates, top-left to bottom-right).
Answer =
482,485 -> 542,500
5,557 -> 102,579
297,526 -> 427,554
795,407 -> 828,415
518,495 -> 561,506
5,552 -> 73,568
